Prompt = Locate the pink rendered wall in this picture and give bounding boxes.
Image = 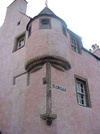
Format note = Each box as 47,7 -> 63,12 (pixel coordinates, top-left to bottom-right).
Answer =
0,0 -> 30,133
0,1 -> 100,134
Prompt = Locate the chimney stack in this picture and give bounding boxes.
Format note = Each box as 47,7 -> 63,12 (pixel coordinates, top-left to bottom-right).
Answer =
90,44 -> 100,58
92,44 -> 99,53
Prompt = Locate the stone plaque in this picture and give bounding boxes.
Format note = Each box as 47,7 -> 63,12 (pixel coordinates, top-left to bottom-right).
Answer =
52,84 -> 66,92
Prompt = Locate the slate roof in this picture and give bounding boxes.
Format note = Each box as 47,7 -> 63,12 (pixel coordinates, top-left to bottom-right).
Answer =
27,6 -> 67,30
39,7 -> 55,15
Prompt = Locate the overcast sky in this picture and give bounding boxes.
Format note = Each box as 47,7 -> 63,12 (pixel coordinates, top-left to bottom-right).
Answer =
0,0 -> 100,50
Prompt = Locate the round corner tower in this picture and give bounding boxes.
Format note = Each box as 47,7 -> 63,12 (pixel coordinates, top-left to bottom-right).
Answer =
25,7 -> 71,72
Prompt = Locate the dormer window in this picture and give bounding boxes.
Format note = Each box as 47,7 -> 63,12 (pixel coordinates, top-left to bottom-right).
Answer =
71,36 -> 78,52
40,18 -> 51,29
71,36 -> 81,54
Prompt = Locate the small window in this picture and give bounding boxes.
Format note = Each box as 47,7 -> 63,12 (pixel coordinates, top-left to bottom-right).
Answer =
40,18 -> 51,29
62,25 -> 66,36
71,36 -> 79,53
75,76 -> 91,107
17,21 -> 21,26
17,36 -> 24,49
13,33 -> 25,52
28,26 -> 31,38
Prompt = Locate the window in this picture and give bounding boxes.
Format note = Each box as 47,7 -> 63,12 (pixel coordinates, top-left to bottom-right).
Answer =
71,36 -> 79,53
17,35 -> 25,49
28,26 -> 31,37
62,25 -> 66,36
40,18 -> 51,29
17,21 -> 21,26
75,76 -> 91,107
13,33 -> 25,52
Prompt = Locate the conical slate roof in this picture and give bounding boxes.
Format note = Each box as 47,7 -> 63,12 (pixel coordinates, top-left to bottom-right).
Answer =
39,7 -> 55,15
27,6 -> 67,30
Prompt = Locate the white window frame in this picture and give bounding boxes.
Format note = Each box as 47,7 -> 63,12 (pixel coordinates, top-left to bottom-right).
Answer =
75,76 -> 91,107
71,36 -> 78,53
17,36 -> 25,49
77,80 -> 86,106
13,33 -> 25,52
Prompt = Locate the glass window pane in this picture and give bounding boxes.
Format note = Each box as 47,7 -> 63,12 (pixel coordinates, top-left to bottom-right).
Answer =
17,35 -> 25,49
76,78 -> 88,106
71,36 -> 79,53
42,19 -> 49,24
41,19 -> 50,29
76,77 -> 90,107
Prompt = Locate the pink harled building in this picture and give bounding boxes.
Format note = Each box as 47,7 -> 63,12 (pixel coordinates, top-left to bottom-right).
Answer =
0,0 -> 100,134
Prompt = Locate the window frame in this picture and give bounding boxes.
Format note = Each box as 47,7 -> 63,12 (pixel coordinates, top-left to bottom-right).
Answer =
13,33 -> 25,52
71,36 -> 78,52
40,18 -> 51,29
75,75 -> 91,107
62,24 -> 67,36
70,35 -> 82,54
28,25 -> 32,38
